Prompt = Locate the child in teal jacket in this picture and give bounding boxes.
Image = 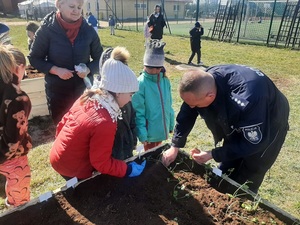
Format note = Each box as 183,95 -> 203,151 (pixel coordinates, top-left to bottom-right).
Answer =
132,40 -> 174,151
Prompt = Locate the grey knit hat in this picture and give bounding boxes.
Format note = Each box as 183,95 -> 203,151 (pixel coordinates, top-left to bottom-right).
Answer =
99,47 -> 138,93
143,40 -> 166,67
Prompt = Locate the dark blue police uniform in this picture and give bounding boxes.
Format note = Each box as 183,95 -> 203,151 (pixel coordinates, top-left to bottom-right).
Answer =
172,64 -> 289,192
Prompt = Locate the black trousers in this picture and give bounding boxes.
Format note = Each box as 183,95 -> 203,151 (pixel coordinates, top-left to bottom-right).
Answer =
219,124 -> 289,193
188,49 -> 201,64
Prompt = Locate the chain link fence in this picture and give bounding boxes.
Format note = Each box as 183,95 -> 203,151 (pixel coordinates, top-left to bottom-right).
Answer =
117,0 -> 299,49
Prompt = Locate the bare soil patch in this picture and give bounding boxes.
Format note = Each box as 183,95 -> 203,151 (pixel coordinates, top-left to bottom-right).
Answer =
25,65 -> 44,79
0,147 -> 292,225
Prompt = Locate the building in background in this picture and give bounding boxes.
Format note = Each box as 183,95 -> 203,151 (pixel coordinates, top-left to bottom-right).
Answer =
84,0 -> 193,22
0,0 -> 25,15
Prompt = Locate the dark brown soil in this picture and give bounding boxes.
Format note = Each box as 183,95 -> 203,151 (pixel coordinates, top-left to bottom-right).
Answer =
25,65 -> 44,79
0,149 -> 290,225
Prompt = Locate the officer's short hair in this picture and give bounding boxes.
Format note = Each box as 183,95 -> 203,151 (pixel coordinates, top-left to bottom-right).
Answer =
179,70 -> 214,97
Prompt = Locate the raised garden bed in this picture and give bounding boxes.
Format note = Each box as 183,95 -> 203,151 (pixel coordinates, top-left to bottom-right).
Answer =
22,66 -> 48,119
0,144 -> 299,225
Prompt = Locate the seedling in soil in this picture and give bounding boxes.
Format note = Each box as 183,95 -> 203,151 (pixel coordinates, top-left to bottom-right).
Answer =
227,181 -> 252,199
241,194 -> 262,212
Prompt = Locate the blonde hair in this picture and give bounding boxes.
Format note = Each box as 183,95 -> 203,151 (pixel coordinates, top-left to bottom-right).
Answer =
56,0 -> 85,8
5,45 -> 26,66
0,44 -> 16,84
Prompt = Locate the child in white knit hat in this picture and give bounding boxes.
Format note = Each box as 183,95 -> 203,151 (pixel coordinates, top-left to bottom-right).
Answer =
94,47 -> 138,160
50,47 -> 146,180
132,40 -> 175,151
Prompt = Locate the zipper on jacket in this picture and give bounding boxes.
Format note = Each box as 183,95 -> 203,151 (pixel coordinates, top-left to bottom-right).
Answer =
156,73 -> 168,140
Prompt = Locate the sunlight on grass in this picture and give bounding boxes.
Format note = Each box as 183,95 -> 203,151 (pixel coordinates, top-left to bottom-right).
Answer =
2,23 -> 300,219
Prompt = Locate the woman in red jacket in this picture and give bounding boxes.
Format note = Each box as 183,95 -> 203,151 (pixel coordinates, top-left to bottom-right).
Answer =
50,47 -> 145,180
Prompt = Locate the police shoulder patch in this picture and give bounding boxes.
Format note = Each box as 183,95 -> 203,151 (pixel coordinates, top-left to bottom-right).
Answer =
241,124 -> 262,144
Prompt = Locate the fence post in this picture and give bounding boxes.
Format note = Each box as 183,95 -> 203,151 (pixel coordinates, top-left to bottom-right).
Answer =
267,0 -> 277,46
237,0 -> 245,43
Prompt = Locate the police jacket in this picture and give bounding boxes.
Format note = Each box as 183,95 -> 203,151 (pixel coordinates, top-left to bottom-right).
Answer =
172,64 -> 289,163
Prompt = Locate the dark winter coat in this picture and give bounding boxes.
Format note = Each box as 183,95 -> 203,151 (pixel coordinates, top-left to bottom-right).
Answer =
112,102 -> 137,160
28,11 -> 103,123
172,64 -> 289,163
108,17 -> 115,27
88,14 -> 98,27
148,13 -> 166,40
190,26 -> 204,52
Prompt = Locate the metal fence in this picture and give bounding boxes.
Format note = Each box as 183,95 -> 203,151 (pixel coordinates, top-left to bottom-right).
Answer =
117,0 -> 300,50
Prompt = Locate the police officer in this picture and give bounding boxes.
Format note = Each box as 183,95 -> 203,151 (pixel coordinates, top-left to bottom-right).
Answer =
162,64 -> 289,193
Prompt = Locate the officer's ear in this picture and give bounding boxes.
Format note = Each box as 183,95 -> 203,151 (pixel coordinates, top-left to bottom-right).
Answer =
206,91 -> 216,103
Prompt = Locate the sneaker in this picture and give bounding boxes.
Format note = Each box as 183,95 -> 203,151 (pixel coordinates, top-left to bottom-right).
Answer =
5,198 -> 13,209
197,61 -> 204,66
188,62 -> 193,65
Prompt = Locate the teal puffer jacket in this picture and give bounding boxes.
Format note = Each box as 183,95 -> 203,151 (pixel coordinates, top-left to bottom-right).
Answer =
132,71 -> 175,143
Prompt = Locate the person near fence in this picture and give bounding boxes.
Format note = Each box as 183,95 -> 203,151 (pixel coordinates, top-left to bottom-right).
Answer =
108,15 -> 115,35
26,21 -> 40,50
28,0 -> 103,125
87,12 -> 98,33
162,64 -> 289,193
147,5 -> 166,40
50,47 -> 146,180
132,40 -> 174,151
188,21 -> 204,66
0,45 -> 32,207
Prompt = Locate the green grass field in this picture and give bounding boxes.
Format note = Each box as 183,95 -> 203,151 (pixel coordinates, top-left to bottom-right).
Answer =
0,21 -> 299,219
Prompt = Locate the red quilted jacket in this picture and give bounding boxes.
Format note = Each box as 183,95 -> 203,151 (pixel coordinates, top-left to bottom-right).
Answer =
50,98 -> 128,179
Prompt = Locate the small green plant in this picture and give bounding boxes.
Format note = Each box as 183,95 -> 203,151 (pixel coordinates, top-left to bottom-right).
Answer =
241,194 -> 262,212
227,181 -> 252,199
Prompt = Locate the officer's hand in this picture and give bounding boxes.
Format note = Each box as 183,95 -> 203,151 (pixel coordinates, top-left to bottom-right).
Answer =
127,160 -> 146,177
190,148 -> 201,156
190,149 -> 212,164
161,146 -> 179,167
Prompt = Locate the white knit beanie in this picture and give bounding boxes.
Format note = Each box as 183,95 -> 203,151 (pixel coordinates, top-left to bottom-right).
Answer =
99,47 -> 139,93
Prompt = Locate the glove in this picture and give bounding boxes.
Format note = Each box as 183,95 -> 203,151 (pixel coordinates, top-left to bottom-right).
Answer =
127,160 -> 146,177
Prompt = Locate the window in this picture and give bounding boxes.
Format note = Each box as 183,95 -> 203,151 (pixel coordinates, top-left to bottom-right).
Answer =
174,5 -> 180,11
87,3 -> 90,11
134,3 -> 147,9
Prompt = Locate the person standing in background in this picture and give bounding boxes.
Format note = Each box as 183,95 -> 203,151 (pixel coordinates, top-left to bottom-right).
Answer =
28,0 -> 103,125
188,21 -> 204,66
26,21 -> 40,50
108,15 -> 115,35
147,5 -> 166,40
87,12 -> 98,33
